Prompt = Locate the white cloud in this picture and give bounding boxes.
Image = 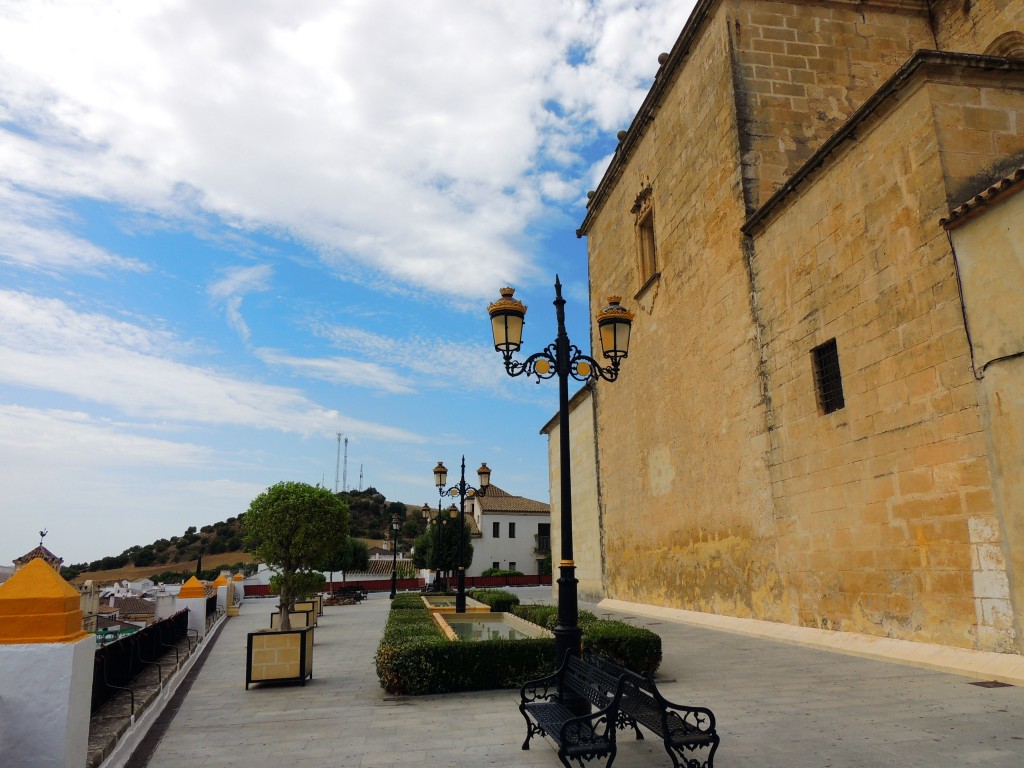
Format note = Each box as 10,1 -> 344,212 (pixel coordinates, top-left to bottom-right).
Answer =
312,321 -> 552,406
208,264 -> 273,343
254,348 -> 415,395
0,183 -> 147,273
0,0 -> 695,296
208,264 -> 273,300
0,290 -> 423,441
0,404 -> 211,466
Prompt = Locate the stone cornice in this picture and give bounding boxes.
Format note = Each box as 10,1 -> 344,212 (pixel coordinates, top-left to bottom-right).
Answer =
577,0 -> 932,238
741,50 -> 1024,236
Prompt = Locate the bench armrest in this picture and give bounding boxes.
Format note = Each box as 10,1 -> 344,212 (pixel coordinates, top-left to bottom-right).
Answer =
559,695 -> 621,747
642,675 -> 717,733
519,672 -> 560,704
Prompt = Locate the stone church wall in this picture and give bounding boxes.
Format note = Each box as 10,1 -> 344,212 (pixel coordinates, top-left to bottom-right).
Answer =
579,0 -> 1024,651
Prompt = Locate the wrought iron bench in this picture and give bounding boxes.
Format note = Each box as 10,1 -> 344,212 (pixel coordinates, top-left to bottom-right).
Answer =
331,586 -> 366,602
519,654 -> 628,768
589,655 -> 720,768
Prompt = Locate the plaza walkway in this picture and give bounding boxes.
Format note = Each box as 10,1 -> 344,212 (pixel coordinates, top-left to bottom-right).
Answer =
136,589 -> 1024,767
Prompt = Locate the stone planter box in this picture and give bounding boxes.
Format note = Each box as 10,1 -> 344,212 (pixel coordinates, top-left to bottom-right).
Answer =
269,608 -> 315,630
246,627 -> 314,689
293,599 -> 321,621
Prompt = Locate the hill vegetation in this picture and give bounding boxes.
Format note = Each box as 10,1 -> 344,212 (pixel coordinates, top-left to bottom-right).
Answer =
61,486 -> 425,584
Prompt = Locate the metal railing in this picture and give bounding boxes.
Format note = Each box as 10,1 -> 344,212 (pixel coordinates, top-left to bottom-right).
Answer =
91,609 -> 190,715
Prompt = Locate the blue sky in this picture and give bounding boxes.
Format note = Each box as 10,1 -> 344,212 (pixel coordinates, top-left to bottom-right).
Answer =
0,0 -> 694,566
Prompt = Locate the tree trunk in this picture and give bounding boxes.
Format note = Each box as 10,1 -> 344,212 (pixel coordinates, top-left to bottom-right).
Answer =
279,580 -> 292,631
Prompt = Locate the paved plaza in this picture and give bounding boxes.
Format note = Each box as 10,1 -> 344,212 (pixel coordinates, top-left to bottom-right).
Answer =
134,588 -> 1024,767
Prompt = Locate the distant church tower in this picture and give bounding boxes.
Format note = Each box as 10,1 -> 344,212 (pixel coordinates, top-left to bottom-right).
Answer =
13,530 -> 63,572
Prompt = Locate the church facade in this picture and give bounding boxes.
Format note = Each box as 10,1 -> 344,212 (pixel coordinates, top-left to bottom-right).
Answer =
574,0 -> 1024,653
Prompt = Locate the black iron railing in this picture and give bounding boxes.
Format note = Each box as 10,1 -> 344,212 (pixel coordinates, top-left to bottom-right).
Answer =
91,609 -> 190,714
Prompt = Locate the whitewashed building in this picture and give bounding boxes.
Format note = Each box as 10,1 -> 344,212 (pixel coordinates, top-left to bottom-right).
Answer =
464,485 -> 550,577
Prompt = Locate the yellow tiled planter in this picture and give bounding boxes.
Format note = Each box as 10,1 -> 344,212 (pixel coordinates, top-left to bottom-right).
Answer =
246,626 -> 314,689
269,608 -> 315,630
292,600 -> 319,623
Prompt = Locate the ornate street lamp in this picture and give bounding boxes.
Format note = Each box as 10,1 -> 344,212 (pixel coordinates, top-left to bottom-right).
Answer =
488,277 -> 633,707
434,457 -> 491,612
389,511 -> 401,599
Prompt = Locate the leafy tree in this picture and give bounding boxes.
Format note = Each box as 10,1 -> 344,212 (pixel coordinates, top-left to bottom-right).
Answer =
243,481 -> 349,629
270,571 -> 325,600
320,537 -> 370,586
412,509 -> 473,585
133,546 -> 157,567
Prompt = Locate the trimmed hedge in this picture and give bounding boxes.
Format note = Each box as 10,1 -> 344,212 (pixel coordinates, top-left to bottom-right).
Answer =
467,589 -> 520,612
375,597 -> 551,694
375,595 -> 663,693
509,604 -> 662,674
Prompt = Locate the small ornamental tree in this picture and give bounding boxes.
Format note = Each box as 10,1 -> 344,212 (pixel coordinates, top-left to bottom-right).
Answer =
243,481 -> 349,630
320,537 -> 369,588
411,515 -> 473,585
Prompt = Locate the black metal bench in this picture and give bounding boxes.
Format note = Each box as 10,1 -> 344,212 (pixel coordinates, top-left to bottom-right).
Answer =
331,586 -> 366,602
520,654 -> 628,768
589,655 -> 720,768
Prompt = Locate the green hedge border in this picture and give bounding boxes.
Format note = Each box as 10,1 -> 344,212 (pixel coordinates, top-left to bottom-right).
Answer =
374,591 -> 662,694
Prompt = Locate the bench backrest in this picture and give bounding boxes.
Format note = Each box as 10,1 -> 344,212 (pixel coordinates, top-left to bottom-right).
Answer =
562,655 -> 624,712
619,674 -> 668,734
587,654 -> 717,740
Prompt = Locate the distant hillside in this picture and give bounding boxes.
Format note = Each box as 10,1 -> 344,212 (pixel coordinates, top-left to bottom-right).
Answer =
68,552 -> 254,586
61,486 -> 425,584
61,517 -> 245,581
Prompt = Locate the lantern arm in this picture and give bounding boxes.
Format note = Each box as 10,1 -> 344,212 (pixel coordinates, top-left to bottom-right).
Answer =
500,343 -> 558,382
438,481 -> 488,500
566,344 -> 623,383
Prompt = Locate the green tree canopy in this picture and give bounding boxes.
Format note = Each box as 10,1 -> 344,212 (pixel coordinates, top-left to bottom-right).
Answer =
243,481 -> 349,629
412,510 -> 473,576
320,537 -> 369,583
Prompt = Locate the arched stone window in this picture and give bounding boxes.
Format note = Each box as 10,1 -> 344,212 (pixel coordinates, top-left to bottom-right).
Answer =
985,31 -> 1024,58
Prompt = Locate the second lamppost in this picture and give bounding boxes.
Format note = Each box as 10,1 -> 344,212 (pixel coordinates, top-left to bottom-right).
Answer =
434,457 -> 491,612
389,512 -> 401,599
488,276 -> 632,709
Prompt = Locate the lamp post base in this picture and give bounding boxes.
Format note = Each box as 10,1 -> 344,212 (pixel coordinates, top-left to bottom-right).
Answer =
456,568 -> 466,613
555,564 -> 588,715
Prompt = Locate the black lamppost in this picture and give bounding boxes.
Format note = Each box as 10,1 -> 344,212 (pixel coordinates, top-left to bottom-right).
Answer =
434,457 -> 491,612
389,512 -> 401,599
488,277 -> 633,704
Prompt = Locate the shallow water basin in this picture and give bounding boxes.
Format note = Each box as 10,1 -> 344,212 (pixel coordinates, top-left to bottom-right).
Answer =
434,612 -> 552,641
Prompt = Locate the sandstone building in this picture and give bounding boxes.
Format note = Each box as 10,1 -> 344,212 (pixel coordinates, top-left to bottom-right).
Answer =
566,0 -> 1024,654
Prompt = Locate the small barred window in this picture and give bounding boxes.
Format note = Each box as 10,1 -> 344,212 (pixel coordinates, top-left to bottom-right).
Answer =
812,338 -> 845,414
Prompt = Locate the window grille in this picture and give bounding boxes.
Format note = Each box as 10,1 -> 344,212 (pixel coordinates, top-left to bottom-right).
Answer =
492,521 -> 500,538
812,338 -> 845,414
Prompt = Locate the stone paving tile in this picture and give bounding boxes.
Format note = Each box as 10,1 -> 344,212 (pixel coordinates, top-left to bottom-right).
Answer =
139,589 -> 1024,768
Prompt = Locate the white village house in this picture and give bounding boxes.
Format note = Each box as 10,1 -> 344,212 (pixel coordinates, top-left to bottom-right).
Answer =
463,485 -> 550,577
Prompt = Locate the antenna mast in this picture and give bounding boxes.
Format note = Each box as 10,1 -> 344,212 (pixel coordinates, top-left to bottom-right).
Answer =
358,464 -> 364,491
342,437 -> 349,492
335,433 -> 342,492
